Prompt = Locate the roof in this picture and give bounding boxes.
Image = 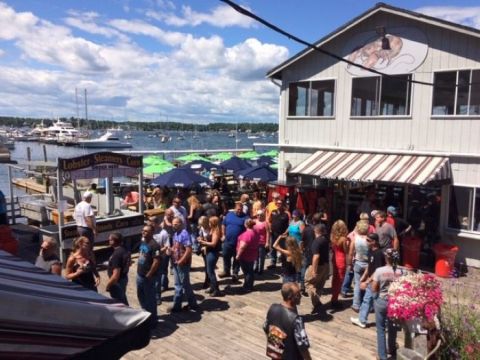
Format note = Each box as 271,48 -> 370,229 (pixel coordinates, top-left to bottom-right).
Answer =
266,2 -> 480,80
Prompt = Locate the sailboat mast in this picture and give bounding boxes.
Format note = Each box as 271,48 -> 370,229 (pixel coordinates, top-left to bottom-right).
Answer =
75,87 -> 80,128
84,88 -> 88,123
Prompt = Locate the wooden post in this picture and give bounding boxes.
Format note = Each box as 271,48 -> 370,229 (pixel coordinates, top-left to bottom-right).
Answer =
7,165 -> 15,225
57,166 -> 65,263
26,147 -> 31,172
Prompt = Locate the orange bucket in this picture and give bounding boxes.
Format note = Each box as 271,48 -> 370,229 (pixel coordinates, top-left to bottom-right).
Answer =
433,243 -> 458,278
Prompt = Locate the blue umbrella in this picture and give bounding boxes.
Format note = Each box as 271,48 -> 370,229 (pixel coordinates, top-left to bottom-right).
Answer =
256,155 -> 275,166
237,165 -> 278,182
151,168 -> 212,188
179,159 -> 221,172
219,156 -> 251,173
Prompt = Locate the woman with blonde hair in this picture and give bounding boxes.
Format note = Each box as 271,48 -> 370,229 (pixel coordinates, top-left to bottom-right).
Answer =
330,220 -> 349,309
273,235 -> 303,283
149,187 -> 168,210
65,236 -> 100,291
198,216 -> 223,296
347,220 -> 370,312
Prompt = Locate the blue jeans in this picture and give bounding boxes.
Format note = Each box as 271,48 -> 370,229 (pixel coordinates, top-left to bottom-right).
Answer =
254,245 -> 267,273
283,274 -> 297,283
136,274 -> 157,325
298,255 -> 309,290
172,264 -> 197,310
341,267 -> 354,295
156,256 -> 170,301
222,242 -> 239,276
375,296 -> 398,360
359,284 -> 374,324
206,251 -> 219,290
109,276 -> 129,305
239,260 -> 255,291
352,261 -> 368,309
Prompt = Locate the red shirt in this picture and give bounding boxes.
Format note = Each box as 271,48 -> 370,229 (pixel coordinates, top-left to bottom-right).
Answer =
236,229 -> 259,262
386,215 -> 395,227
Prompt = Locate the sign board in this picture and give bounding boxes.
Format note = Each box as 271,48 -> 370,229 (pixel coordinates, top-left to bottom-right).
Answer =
58,152 -> 143,181
343,27 -> 428,76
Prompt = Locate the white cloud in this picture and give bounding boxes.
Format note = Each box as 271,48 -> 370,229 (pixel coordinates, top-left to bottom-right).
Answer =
0,1 -> 288,123
108,18 -> 189,46
64,10 -> 129,41
148,4 -> 255,28
415,6 -> 480,29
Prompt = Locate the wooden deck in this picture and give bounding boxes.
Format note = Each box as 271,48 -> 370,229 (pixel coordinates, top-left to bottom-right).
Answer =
96,254 -> 380,360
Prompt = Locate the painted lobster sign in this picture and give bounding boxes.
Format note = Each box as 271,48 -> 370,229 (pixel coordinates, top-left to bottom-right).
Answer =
343,27 -> 428,76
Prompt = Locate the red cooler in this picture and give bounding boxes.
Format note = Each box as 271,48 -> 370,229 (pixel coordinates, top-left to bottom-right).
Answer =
402,235 -> 422,269
0,225 -> 18,256
433,243 -> 459,278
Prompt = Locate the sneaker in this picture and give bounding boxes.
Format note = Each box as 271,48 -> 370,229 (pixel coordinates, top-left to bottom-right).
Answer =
210,290 -> 223,297
182,304 -> 200,312
166,306 -> 181,313
330,301 -> 343,310
350,317 -> 366,329
218,271 -> 231,278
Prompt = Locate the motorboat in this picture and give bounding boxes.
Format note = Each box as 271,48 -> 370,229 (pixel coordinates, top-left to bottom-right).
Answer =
77,132 -> 132,148
45,120 -> 80,142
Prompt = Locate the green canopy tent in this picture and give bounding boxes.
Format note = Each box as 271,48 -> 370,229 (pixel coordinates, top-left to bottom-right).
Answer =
143,162 -> 174,175
238,151 -> 261,160
261,150 -> 279,157
176,153 -> 209,162
143,155 -> 164,165
209,152 -> 232,161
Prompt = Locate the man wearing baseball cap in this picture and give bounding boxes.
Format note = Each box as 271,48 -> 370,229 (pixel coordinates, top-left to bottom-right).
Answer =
74,191 -> 96,247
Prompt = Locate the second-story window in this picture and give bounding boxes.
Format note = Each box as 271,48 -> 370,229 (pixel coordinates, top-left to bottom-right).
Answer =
432,69 -> 480,116
351,74 -> 412,116
288,80 -> 335,117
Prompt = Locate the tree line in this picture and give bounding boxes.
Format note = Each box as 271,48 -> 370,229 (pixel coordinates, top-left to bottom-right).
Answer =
0,116 -> 278,133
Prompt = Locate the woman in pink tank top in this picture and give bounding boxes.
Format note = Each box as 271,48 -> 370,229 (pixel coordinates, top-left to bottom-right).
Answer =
253,210 -> 270,275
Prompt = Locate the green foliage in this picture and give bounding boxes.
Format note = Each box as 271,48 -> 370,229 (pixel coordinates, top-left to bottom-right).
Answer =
439,274 -> 480,359
0,116 -> 278,133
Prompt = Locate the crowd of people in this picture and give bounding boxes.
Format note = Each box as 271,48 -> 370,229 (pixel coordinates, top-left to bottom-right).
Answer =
35,187 -> 415,360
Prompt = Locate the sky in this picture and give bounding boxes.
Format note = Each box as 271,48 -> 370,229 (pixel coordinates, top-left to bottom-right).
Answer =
0,0 -> 479,124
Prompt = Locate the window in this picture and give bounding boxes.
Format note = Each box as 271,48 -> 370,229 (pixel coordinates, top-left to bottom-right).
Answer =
351,75 -> 412,116
448,186 -> 480,232
288,80 -> 335,117
432,69 -> 480,115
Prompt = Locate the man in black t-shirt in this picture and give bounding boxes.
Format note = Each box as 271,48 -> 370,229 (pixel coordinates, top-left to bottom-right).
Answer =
351,233 -> 385,328
263,282 -> 311,360
304,224 -> 330,313
267,199 -> 290,269
106,232 -> 130,305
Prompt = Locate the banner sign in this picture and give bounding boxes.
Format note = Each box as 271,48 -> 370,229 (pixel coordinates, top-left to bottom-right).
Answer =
58,152 -> 143,180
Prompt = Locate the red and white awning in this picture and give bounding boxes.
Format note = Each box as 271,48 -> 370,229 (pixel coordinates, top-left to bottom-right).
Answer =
289,151 -> 450,185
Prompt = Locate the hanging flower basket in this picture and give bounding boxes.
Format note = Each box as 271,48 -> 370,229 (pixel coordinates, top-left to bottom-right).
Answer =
387,272 -> 443,323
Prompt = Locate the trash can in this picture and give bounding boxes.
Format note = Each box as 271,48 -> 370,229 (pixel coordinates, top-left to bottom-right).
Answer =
402,235 -> 422,269
433,243 -> 459,278
0,225 -> 18,256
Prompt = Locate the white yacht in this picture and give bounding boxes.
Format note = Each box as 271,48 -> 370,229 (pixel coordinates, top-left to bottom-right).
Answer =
77,132 -> 132,148
45,120 -> 81,143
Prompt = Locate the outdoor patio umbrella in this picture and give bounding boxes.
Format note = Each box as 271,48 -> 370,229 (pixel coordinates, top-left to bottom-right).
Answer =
180,159 -> 221,172
238,151 -> 261,160
143,162 -> 174,175
219,156 -> 251,173
150,168 -> 212,188
176,153 -> 209,162
143,154 -> 164,165
237,165 -> 278,182
260,149 -> 279,157
256,155 -> 276,166
209,152 -> 232,161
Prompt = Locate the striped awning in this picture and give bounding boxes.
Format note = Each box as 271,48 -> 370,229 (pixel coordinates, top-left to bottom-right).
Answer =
289,151 -> 450,185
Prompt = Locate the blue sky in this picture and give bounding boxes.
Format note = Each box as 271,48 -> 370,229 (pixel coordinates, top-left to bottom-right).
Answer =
0,0 -> 479,123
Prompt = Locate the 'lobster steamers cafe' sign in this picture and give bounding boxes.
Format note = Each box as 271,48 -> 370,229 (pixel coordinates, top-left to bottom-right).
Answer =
59,152 -> 143,180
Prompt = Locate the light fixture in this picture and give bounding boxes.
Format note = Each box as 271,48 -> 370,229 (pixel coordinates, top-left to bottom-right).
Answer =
376,26 -> 391,50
